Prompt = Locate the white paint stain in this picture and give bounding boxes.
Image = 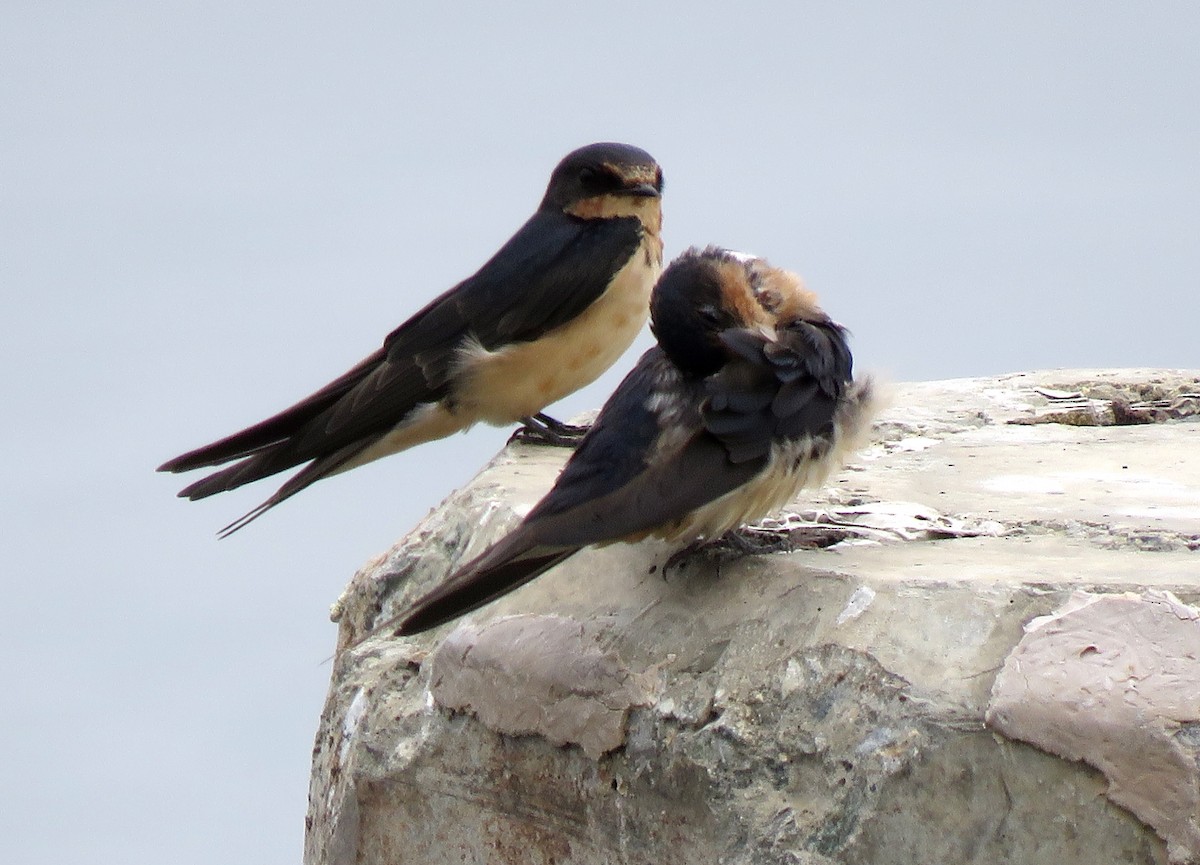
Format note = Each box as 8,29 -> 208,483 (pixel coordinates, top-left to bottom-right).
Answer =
837,585 -> 877,625
339,687 -> 369,764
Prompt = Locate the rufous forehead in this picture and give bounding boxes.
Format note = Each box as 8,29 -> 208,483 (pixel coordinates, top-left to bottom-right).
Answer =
606,162 -> 659,184
714,259 -> 769,325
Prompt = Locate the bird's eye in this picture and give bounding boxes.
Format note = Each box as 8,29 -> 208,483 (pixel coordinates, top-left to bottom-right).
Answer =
578,166 -> 599,184
697,304 -> 722,324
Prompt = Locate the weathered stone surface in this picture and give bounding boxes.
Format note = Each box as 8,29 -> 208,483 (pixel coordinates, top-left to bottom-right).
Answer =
429,614 -> 653,760
307,369 -> 1200,865
987,589 -> 1200,863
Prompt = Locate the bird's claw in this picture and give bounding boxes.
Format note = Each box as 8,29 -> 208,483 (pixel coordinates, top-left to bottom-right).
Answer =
665,526 -> 797,572
511,413 -> 591,448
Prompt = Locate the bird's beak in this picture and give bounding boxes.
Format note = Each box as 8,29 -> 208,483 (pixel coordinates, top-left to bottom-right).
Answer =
621,182 -> 661,198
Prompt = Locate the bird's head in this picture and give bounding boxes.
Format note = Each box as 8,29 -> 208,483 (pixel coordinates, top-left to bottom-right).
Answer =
650,247 -> 767,376
651,246 -> 832,376
540,143 -> 663,227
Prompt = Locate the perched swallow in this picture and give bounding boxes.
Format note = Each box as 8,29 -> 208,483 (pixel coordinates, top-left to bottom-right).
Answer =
158,142 -> 664,535
391,246 -> 877,635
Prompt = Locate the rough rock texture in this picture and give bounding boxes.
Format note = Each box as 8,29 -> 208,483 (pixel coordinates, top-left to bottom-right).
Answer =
307,369 -> 1200,865
987,589 -> 1200,863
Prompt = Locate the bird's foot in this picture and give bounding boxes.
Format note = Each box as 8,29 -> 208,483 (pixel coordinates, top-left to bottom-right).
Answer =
664,526 -> 800,572
511,412 -> 591,447
700,526 -> 808,561
715,525 -> 798,555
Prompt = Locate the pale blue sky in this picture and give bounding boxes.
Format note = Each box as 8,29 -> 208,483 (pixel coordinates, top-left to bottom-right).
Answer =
3,3 -> 1198,863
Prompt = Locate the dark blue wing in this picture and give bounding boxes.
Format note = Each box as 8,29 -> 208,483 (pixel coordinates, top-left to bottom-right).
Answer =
515,348 -> 764,547
703,318 -> 852,463
382,210 -> 644,376
286,210 -> 645,451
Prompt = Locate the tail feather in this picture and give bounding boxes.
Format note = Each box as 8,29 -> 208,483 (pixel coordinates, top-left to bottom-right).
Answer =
158,403 -> 340,474
158,422 -> 300,474
389,541 -> 578,636
176,450 -> 300,501
205,439 -> 377,537
158,348 -> 386,474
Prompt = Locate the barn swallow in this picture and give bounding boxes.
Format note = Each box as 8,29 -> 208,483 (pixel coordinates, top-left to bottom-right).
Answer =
158,142 -> 664,535
390,246 -> 877,635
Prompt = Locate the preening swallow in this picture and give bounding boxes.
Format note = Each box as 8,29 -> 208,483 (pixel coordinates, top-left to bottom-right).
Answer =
158,142 -> 664,535
392,246 -> 877,635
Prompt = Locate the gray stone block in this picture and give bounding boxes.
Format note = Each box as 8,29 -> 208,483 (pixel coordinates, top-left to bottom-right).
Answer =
307,369 -> 1200,865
